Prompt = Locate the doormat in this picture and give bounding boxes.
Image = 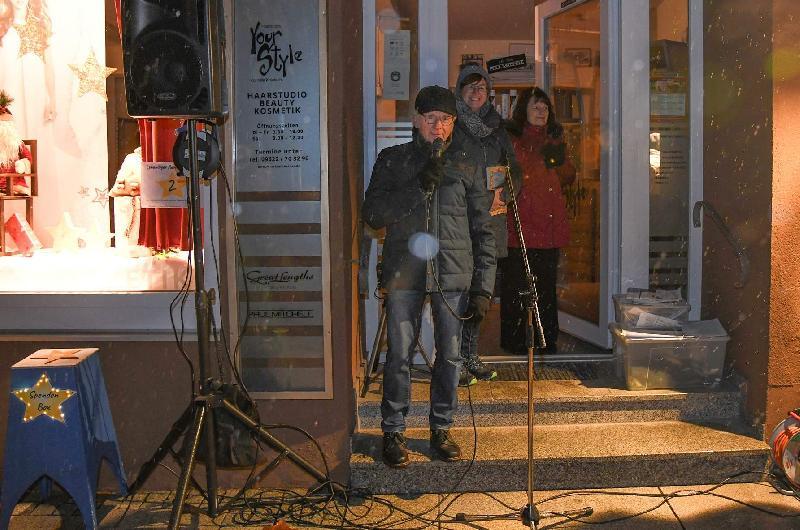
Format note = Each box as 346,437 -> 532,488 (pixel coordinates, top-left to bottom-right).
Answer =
494,362 -> 601,381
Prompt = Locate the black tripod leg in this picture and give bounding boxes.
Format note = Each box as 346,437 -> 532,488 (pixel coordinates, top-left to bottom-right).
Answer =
168,403 -> 207,530
204,405 -> 218,516
220,399 -> 346,494
360,304 -> 387,397
128,404 -> 194,495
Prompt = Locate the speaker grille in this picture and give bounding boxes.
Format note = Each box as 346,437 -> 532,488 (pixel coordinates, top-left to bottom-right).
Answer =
127,30 -> 205,112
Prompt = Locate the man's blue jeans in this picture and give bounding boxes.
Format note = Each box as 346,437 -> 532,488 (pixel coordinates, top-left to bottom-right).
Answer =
381,289 -> 468,433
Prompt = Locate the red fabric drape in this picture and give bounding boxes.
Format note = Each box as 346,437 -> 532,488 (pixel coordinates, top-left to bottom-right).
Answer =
137,119 -> 191,250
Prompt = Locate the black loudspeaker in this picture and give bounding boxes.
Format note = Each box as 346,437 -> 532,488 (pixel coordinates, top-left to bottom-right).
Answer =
120,0 -> 225,119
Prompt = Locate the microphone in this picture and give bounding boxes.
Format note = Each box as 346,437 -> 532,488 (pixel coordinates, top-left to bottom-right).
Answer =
422,138 -> 445,199
431,137 -> 445,159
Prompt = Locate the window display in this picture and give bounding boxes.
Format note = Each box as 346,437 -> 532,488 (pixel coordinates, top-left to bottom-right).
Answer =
0,0 -> 192,293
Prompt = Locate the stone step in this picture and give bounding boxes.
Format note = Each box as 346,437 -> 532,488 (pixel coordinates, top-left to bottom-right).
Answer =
350,422 -> 768,494
358,378 -> 743,429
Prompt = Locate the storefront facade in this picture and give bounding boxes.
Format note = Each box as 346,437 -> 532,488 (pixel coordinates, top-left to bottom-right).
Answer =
0,0 -> 797,490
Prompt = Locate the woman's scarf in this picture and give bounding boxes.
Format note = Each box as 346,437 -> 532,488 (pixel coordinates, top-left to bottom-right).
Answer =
456,99 -> 494,138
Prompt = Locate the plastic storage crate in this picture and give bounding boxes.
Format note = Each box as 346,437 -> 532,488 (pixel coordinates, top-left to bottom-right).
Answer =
610,320 -> 729,391
613,293 -> 690,329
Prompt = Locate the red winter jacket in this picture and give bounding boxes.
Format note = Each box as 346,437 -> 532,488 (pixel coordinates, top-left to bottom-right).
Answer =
507,124 -> 576,249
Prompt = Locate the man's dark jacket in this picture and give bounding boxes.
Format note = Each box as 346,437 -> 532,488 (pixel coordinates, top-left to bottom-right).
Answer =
362,133 -> 496,295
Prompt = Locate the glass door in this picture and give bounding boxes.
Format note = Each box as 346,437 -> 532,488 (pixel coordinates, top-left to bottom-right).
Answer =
536,0 -> 701,348
536,0 -> 619,348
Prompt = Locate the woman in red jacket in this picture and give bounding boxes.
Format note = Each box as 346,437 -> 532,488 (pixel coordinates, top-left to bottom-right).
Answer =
501,87 -> 576,354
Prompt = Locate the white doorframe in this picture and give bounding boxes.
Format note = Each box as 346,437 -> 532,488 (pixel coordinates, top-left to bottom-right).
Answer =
687,1 -> 703,319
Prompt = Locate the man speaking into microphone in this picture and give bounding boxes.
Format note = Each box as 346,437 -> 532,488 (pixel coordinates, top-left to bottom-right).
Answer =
363,86 -> 496,468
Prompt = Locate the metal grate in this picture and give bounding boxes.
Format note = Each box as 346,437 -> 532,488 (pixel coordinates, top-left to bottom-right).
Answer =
494,362 -> 602,381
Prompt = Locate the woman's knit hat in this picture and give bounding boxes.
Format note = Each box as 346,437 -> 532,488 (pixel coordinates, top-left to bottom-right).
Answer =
456,62 -> 492,93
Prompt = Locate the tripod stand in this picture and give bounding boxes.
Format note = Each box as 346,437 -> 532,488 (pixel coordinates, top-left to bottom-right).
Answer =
127,119 -> 342,529
360,286 -> 434,397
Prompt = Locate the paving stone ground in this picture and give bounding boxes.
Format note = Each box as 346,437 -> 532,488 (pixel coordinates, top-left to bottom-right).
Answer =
7,481 -> 800,529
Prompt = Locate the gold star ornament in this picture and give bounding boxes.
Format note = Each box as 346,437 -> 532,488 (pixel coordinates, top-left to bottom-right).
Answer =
13,373 -> 75,423
15,7 -> 52,59
68,49 -> 116,101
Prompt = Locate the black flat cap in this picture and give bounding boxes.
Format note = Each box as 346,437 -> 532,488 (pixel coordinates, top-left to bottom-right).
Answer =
415,85 -> 457,116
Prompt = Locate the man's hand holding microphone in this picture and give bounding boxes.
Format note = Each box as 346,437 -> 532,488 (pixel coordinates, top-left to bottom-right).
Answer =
419,138 -> 445,193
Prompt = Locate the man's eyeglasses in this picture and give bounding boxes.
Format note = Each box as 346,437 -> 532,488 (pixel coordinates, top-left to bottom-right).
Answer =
422,114 -> 455,126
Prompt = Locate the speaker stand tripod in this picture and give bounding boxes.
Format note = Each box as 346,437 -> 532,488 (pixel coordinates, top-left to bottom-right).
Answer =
126,119 -> 342,530
360,292 -> 434,398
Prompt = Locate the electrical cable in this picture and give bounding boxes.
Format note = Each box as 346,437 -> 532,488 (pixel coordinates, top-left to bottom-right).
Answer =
424,194 -> 473,322
217,162 -> 253,392
167,190 -> 198,395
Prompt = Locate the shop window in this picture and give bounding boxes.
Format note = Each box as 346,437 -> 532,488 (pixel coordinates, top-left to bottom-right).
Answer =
0,0 -> 195,295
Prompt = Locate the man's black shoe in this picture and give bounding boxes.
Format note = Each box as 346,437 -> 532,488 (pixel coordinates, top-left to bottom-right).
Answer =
382,432 -> 410,468
466,359 -> 497,381
430,429 -> 461,461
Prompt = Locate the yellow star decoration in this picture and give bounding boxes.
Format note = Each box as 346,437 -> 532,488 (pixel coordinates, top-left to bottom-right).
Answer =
13,373 -> 75,423
14,8 -> 52,59
68,49 -> 116,101
158,171 -> 187,199
46,212 -> 84,251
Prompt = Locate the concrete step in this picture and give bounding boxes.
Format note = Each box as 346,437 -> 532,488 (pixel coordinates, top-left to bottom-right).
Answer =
358,378 -> 743,429
350,422 -> 768,494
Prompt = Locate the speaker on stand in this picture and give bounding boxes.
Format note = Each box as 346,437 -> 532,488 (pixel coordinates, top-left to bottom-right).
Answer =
120,0 -> 225,119
119,2 -> 340,528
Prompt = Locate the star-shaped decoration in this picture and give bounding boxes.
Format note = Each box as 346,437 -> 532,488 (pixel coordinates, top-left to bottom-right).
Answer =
78,186 -> 90,198
30,349 -> 82,364
14,7 -> 52,59
158,172 -> 187,199
46,212 -> 84,251
92,187 -> 109,208
13,373 -> 75,423
68,49 -> 116,101
81,219 -> 113,249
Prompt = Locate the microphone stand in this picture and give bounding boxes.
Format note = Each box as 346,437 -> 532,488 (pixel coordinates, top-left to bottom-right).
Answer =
504,165 -> 545,529
506,166 -> 593,528
455,165 -> 591,528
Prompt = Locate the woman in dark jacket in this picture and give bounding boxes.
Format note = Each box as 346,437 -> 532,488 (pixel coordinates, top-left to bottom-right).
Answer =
453,63 -> 522,384
502,87 -> 576,354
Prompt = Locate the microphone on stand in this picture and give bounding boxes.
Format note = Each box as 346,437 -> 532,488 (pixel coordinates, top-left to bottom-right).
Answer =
422,137 -> 445,199
431,137 -> 445,160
